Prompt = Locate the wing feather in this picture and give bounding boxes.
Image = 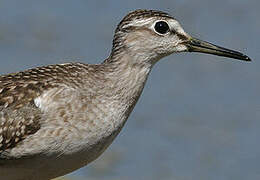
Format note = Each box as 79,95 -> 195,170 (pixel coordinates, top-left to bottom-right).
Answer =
0,63 -> 83,152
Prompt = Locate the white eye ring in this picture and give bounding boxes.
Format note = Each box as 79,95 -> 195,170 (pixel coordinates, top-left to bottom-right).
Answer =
153,20 -> 170,35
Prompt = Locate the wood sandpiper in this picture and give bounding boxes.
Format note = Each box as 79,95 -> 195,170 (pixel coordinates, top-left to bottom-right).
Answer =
0,9 -> 251,180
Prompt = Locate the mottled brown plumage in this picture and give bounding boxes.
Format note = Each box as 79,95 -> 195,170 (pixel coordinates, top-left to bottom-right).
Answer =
0,62 -> 110,153
0,105 -> 41,152
0,9 -> 250,180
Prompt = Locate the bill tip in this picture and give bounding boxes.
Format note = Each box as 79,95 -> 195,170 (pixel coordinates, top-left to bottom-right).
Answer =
244,56 -> 251,61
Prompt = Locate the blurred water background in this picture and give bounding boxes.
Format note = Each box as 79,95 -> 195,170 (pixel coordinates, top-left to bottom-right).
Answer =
0,0 -> 259,180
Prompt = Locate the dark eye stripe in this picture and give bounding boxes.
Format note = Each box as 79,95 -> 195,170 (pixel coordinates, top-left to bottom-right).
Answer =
177,33 -> 189,41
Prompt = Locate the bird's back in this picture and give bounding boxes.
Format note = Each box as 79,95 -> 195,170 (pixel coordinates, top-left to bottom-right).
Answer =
0,62 -> 87,154
0,62 -> 117,180
0,60 -> 148,180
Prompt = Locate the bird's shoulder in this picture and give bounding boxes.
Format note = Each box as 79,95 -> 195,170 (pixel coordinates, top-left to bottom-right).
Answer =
0,62 -> 89,153
0,62 -> 90,109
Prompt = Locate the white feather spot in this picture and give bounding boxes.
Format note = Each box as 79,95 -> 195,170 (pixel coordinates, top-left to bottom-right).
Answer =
34,96 -> 42,109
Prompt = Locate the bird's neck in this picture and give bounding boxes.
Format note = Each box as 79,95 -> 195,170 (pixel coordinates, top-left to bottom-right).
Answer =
107,53 -> 152,100
102,53 -> 153,117
66,54 -> 153,146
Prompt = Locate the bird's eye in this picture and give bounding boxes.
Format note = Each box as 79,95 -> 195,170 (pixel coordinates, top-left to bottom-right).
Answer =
154,21 -> 170,35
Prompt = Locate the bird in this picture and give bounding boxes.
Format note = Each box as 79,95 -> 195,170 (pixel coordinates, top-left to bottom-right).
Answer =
0,9 -> 250,180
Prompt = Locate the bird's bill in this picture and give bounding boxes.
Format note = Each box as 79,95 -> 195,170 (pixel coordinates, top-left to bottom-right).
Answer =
184,37 -> 251,61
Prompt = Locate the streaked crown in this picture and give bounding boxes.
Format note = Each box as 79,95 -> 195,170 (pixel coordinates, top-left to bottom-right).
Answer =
108,9 -> 250,65
109,9 -> 189,64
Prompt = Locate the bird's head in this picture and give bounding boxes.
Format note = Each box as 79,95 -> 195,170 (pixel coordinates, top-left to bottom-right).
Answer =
109,9 -> 250,65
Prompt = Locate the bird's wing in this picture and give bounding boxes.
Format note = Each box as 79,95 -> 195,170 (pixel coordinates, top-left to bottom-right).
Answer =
0,63 -> 82,152
0,104 -> 42,152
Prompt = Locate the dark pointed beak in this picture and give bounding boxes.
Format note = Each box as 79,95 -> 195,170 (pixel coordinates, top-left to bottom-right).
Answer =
184,37 -> 251,61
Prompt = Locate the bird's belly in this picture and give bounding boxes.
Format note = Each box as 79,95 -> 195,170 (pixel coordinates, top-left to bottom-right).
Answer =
0,116 -> 124,180
43,127 -> 119,179
0,130 -> 118,180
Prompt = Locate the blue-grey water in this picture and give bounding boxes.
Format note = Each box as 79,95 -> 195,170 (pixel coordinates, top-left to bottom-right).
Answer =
0,1 -> 259,180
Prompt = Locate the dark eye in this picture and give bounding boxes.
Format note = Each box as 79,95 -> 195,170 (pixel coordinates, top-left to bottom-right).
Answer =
154,21 -> 170,34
